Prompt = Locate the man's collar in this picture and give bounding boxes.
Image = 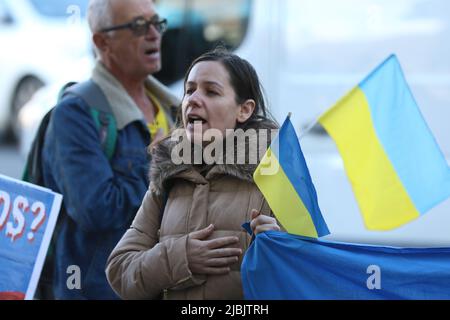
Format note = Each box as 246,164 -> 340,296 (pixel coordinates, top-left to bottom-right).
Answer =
91,61 -> 144,129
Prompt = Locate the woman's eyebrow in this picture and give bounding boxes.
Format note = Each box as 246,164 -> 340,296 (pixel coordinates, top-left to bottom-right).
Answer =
203,81 -> 224,90
186,80 -> 224,90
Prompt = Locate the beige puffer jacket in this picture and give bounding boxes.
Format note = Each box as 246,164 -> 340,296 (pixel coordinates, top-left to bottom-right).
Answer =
106,121 -> 277,300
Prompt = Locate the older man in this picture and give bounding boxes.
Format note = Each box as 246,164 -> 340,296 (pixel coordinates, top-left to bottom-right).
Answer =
40,0 -> 179,299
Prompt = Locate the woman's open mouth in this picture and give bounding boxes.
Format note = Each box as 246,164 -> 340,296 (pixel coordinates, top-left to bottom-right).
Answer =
187,114 -> 207,125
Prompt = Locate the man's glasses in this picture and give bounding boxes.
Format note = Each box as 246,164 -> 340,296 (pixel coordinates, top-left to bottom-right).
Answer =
100,16 -> 168,37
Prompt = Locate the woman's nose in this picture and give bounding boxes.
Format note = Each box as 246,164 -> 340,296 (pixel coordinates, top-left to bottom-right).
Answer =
186,90 -> 202,107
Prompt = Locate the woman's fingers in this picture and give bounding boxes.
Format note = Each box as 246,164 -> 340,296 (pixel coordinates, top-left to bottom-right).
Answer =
189,224 -> 215,240
190,251 -> 241,275
255,223 -> 281,235
250,209 -> 280,235
205,256 -> 240,267
208,247 -> 242,258
205,236 -> 239,249
187,233 -> 242,275
251,209 -> 260,220
250,212 -> 272,231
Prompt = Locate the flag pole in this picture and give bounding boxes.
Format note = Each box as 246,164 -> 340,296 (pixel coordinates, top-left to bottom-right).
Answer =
258,198 -> 266,215
299,112 -> 323,140
285,111 -> 323,140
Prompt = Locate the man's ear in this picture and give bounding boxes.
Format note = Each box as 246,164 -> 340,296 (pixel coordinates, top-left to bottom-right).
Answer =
93,33 -> 109,54
237,99 -> 256,123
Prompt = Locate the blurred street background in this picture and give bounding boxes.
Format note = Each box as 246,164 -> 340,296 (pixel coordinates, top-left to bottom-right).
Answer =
1,0 -> 449,246
0,138 -> 24,179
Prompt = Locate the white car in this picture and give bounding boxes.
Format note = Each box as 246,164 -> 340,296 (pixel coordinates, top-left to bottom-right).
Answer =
0,0 -> 92,140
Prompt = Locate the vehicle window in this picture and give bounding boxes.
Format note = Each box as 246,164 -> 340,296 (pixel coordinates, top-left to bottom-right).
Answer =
154,0 -> 252,85
29,0 -> 89,18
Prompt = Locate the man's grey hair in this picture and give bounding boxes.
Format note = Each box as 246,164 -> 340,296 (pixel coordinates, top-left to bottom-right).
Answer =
87,0 -> 115,33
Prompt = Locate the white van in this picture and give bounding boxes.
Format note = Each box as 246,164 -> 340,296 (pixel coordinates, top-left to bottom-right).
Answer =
19,0 -> 450,246
156,0 -> 450,246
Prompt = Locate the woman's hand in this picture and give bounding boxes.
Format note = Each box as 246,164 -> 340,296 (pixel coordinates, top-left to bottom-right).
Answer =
187,224 -> 242,275
250,209 -> 280,235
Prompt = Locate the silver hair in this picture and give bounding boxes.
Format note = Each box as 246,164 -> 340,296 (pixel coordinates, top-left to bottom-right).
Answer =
87,0 -> 114,33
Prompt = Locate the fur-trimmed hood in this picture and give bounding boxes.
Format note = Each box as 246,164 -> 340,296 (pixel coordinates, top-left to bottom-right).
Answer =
149,120 -> 278,195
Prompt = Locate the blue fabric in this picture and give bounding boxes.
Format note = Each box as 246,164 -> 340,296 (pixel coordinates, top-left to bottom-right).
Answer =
242,231 -> 450,300
42,97 -> 151,299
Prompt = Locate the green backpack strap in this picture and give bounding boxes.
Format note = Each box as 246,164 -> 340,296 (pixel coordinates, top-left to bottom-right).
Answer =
62,80 -> 117,161
88,109 -> 117,160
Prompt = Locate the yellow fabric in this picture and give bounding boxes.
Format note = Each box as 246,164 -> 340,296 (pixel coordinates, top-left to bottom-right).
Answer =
146,90 -> 170,138
319,87 -> 420,230
253,148 -> 318,238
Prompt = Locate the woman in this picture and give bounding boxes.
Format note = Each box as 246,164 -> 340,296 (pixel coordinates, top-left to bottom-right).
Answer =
106,49 -> 281,299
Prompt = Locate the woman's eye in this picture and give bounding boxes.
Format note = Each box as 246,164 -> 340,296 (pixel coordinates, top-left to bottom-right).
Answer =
207,90 -> 218,96
185,88 -> 194,95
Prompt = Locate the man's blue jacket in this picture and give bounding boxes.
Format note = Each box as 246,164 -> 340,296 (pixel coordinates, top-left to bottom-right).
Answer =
42,96 -> 151,299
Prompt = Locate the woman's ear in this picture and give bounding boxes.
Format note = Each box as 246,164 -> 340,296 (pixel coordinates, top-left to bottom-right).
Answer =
237,99 -> 256,123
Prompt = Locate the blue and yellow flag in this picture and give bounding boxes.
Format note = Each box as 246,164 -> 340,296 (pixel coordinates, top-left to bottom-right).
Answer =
253,116 -> 329,238
242,231 -> 450,300
319,54 -> 450,231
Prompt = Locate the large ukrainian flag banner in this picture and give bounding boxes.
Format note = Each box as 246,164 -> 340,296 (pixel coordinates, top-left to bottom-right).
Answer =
319,54 -> 450,230
242,231 -> 450,300
253,116 -> 329,238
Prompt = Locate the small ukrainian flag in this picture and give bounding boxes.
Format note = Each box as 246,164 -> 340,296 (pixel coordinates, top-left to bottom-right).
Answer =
254,115 -> 329,238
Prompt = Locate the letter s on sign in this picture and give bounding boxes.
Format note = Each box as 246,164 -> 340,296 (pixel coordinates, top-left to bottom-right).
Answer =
0,190 -> 11,230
